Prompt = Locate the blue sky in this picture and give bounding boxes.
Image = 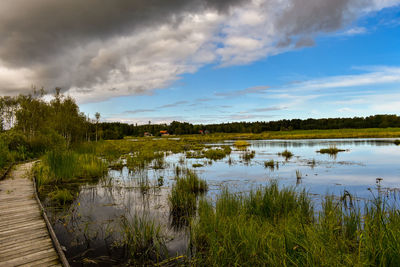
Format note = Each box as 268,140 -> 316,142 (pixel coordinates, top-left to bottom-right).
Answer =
79,4 -> 400,125
1,1 -> 399,125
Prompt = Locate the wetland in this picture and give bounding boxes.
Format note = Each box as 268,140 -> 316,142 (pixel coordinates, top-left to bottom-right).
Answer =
36,136 -> 400,266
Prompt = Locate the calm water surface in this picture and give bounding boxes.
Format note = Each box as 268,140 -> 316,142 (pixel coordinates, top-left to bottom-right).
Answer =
45,138 -> 400,265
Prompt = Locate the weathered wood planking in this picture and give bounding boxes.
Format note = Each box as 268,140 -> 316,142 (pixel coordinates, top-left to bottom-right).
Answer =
0,162 -> 63,267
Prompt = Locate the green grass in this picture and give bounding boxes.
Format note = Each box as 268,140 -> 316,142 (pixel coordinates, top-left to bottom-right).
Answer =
264,159 -> 275,168
190,182 -> 400,266
48,188 -> 74,205
241,150 -> 256,161
192,163 -> 204,168
34,149 -> 107,205
119,213 -> 167,264
234,140 -> 250,150
317,146 -> 346,155
203,147 -> 231,160
169,170 -> 208,227
279,149 -> 293,160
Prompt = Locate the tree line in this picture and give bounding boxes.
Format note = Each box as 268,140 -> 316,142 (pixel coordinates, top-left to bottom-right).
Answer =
99,115 -> 400,139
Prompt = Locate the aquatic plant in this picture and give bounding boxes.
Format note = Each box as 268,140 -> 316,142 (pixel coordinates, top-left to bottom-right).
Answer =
278,149 -> 293,160
192,163 -> 203,168
234,140 -> 250,150
169,170 -> 208,227
241,150 -> 255,161
296,169 -> 302,179
48,188 -> 74,205
203,147 -> 230,161
317,146 -> 346,155
120,213 -> 167,264
264,159 -> 275,169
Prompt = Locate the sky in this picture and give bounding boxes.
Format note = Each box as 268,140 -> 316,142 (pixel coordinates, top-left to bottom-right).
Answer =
0,0 -> 400,124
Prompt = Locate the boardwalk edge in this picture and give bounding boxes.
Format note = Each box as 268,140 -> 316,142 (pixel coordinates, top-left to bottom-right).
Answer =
32,163 -> 70,267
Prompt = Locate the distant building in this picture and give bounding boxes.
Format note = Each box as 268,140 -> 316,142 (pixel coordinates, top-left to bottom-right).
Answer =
160,130 -> 169,136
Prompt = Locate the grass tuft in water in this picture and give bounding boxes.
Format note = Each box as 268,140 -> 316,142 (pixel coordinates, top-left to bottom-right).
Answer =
278,149 -> 293,160
169,170 -> 208,227
48,188 -> 74,205
317,145 -> 346,155
234,140 -> 250,150
119,213 -> 167,265
264,159 -> 275,169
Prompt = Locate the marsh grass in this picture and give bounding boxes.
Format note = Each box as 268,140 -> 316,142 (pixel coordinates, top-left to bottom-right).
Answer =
192,163 -> 203,168
127,150 -> 164,171
190,182 -> 400,266
278,149 -> 293,160
203,147 -> 231,161
48,188 -> 74,205
317,145 -> 346,155
37,150 -> 107,184
234,140 -> 250,150
296,169 -> 302,179
169,170 -> 208,227
241,150 -> 255,162
264,159 -> 275,169
119,213 -> 167,264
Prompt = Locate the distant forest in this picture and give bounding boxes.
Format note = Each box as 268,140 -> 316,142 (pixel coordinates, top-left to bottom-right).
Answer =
100,115 -> 400,139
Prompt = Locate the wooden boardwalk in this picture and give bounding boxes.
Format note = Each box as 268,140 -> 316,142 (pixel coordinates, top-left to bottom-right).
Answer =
0,162 -> 62,266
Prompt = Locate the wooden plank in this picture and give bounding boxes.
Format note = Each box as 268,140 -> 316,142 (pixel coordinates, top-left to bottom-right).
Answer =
0,210 -> 41,223
0,222 -> 46,238
19,255 -> 60,267
0,219 -> 46,232
0,205 -> 39,216
0,199 -> 37,209
0,235 -> 51,252
0,242 -> 53,261
0,248 -> 57,266
0,214 -> 41,228
0,230 -> 49,249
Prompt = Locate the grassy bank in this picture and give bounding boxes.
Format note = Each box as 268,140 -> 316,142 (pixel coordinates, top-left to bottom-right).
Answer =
190,182 -> 400,266
178,127 -> 400,141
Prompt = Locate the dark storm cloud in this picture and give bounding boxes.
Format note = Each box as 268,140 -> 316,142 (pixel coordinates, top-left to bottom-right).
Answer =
0,0 -> 244,67
0,0 -> 397,99
0,0 -> 245,93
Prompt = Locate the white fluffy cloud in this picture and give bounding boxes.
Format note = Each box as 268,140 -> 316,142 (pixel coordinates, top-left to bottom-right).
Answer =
0,0 -> 399,102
